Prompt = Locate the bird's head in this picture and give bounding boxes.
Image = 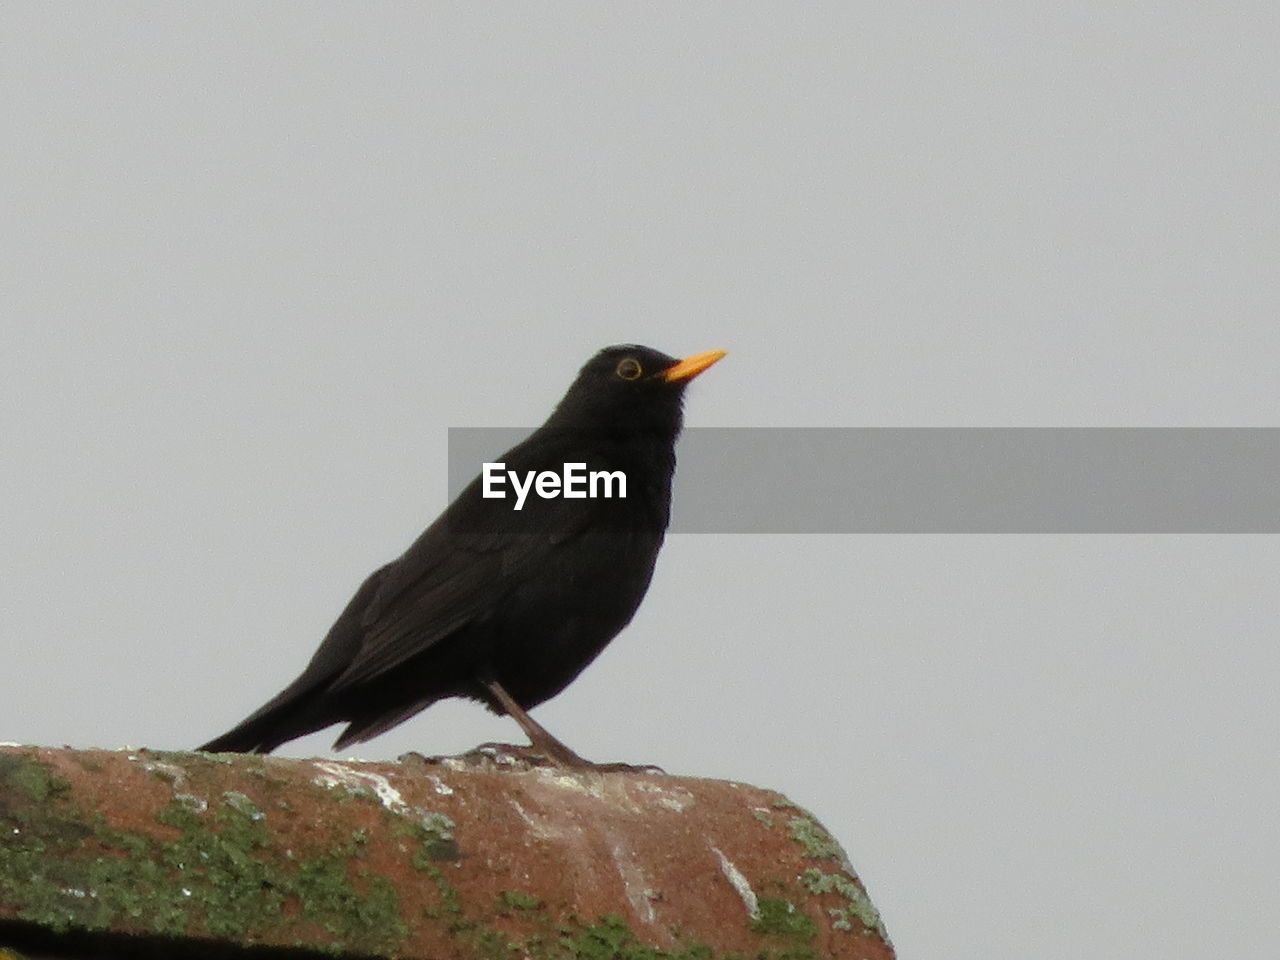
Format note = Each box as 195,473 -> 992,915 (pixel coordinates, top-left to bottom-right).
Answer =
548,345 -> 726,436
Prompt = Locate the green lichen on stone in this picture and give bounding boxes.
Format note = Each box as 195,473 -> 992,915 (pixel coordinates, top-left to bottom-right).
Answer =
421,867 -> 539,958
787,814 -> 843,860
144,765 -> 181,786
751,898 -> 818,940
557,913 -> 713,960
150,792 -> 284,937
0,755 -> 94,931
800,867 -> 886,938
291,852 -> 405,946
0,761 -> 410,955
419,862 -> 463,921
313,780 -> 364,803
2,753 -> 882,959
498,889 -> 543,911
220,790 -> 264,821
0,753 -> 71,804
421,898 -> 724,960
143,748 -> 233,766
401,811 -> 461,866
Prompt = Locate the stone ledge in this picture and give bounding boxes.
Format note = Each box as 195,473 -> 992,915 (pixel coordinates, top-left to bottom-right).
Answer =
0,744 -> 893,959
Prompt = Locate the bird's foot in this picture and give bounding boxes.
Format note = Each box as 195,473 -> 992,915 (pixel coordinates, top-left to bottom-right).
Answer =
523,736 -> 666,774
573,759 -> 667,774
405,742 -> 664,774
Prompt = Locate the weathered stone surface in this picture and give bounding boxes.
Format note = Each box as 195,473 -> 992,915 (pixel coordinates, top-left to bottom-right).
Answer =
0,743 -> 893,959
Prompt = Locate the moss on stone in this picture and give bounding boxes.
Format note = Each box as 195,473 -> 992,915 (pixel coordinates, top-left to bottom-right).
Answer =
786,814 -> 843,861
401,813 -> 460,867
419,863 -> 463,921
556,913 -> 714,960
0,755 -> 411,955
800,867 -> 886,938
3,753 -> 884,959
497,889 -> 543,912
751,898 -> 818,940
0,754 -> 70,805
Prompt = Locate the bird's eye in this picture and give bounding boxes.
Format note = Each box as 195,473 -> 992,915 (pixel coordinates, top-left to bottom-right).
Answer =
615,358 -> 643,380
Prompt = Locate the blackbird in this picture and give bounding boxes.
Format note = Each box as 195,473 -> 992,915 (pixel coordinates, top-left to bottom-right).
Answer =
198,344 -> 724,766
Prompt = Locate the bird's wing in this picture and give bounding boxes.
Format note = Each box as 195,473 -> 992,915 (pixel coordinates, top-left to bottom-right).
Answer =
324,471 -> 599,693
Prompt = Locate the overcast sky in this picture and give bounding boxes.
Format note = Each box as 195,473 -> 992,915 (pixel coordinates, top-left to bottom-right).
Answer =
3,5 -> 1278,959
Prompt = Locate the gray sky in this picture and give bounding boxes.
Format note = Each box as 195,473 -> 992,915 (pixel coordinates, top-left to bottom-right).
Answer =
3,5 -> 1278,958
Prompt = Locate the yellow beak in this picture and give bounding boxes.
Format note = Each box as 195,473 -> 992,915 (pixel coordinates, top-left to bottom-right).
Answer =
663,349 -> 727,382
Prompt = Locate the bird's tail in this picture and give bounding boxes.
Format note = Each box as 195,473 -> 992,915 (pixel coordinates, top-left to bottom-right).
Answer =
198,681 -> 331,754
197,715 -> 282,754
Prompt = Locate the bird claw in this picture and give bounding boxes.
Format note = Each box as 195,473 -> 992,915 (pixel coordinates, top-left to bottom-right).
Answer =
398,742 -> 664,775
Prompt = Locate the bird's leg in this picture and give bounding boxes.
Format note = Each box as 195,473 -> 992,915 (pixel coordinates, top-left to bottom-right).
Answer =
481,678 -> 593,768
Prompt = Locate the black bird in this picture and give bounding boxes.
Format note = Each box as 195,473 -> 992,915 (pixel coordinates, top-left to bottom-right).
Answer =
199,345 -> 724,766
